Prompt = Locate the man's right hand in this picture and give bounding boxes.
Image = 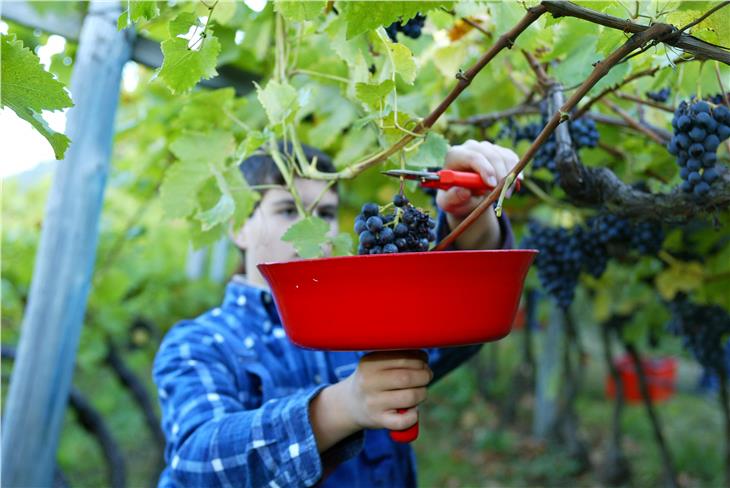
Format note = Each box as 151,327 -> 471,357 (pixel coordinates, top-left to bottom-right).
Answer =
342,350 -> 433,431
309,350 -> 432,453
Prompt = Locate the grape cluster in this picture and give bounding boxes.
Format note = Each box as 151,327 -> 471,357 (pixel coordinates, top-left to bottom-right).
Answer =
522,222 -> 583,309
708,92 -> 730,105
385,14 -> 426,42
630,220 -> 665,255
667,297 -> 730,373
667,98 -> 730,197
522,212 -> 666,308
646,87 -> 671,103
588,212 -> 665,255
570,117 -> 600,148
355,194 -> 437,255
589,213 -> 633,245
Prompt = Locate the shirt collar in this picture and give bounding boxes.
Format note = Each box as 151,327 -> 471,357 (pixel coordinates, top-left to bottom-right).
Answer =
223,275 -> 280,324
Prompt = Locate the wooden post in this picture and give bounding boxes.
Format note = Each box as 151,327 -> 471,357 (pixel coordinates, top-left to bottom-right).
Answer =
1,2 -> 133,486
209,237 -> 230,283
533,302 -> 564,438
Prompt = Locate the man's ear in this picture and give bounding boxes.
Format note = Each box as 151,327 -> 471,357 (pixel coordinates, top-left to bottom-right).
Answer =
231,222 -> 249,250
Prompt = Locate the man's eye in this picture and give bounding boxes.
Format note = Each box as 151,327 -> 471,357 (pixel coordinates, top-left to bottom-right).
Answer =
279,207 -> 298,217
317,210 -> 336,221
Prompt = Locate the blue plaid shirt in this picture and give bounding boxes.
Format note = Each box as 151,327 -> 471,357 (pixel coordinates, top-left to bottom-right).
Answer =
153,214 -> 513,487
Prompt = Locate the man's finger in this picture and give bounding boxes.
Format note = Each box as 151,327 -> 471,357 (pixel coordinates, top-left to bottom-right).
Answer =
445,146 -> 497,187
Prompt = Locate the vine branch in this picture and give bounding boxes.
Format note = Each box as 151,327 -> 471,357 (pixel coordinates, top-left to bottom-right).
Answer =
541,1 -> 730,64
306,4 -> 549,181
435,22 -> 675,250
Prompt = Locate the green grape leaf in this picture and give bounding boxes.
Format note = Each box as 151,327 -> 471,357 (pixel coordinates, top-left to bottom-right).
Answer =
308,94 -> 358,149
275,0 -> 327,21
160,158 -> 212,218
406,132 -> 449,168
235,130 -> 267,162
256,80 -> 299,126
430,44 -> 469,78
187,215 -> 223,249
380,40 -> 416,85
169,12 -> 200,37
281,216 -> 330,259
157,30 -> 221,94
355,80 -> 394,109
197,193 -> 235,231
175,88 -> 236,131
212,1 -> 238,26
339,1 -> 452,39
325,17 -> 372,84
331,232 -> 353,257
223,165 -> 260,229
667,8 -> 730,44
161,131 -> 235,219
169,130 -> 235,167
1,34 -> 73,159
118,1 -> 160,30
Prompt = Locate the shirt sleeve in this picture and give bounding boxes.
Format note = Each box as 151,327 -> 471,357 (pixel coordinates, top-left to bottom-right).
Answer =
153,321 -> 362,488
427,209 -> 515,383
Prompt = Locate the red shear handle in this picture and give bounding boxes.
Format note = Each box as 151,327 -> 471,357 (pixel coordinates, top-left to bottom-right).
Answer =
389,409 -> 419,443
421,169 -> 521,193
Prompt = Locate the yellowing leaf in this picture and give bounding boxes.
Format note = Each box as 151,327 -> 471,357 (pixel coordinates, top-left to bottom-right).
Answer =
655,261 -> 704,300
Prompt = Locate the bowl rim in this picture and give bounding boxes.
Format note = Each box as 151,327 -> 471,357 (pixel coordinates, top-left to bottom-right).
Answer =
257,248 -> 539,269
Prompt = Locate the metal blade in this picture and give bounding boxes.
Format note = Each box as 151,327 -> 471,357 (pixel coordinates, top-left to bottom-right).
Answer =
381,169 -> 440,181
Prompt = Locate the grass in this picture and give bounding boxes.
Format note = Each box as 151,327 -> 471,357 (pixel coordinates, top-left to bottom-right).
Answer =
415,328 -> 726,487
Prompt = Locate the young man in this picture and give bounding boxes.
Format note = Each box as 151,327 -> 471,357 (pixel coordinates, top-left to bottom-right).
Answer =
153,140 -> 518,487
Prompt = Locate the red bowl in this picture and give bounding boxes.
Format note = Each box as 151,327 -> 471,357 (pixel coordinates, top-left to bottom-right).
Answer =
258,249 -> 537,351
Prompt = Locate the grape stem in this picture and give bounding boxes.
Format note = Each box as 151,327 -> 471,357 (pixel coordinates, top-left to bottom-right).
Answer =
573,58 -> 692,119
599,99 -> 668,145
614,92 -> 674,113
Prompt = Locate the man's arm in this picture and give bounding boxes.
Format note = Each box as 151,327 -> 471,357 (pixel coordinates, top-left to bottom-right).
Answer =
153,321 -> 350,487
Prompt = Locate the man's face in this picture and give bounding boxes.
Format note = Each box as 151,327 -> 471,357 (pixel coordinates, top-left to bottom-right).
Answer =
233,178 -> 339,286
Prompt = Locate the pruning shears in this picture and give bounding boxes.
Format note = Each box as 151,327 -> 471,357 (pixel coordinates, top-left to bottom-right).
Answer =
382,169 -> 522,194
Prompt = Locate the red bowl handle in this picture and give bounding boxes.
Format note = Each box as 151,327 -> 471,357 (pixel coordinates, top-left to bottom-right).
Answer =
389,409 -> 419,443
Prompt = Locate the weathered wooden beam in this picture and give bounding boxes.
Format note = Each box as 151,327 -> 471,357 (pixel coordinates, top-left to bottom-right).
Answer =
1,0 -> 259,95
1,2 -> 133,485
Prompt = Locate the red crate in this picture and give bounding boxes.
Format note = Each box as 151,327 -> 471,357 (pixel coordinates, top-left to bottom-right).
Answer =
606,355 -> 677,404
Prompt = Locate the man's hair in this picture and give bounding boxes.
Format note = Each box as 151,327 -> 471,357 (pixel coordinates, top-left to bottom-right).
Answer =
239,140 -> 337,188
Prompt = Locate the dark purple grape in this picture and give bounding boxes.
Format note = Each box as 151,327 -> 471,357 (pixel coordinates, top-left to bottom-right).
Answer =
362,203 -> 379,218
366,216 -> 383,232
